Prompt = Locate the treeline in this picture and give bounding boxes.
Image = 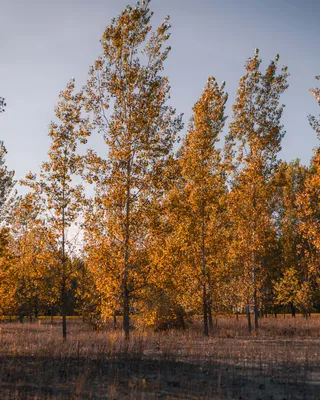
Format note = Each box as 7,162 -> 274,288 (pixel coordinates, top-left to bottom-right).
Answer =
0,0 -> 319,339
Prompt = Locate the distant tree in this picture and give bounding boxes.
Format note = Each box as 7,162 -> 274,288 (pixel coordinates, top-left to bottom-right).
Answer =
73,258 -> 99,323
0,142 -> 16,225
0,104 -> 17,317
273,160 -> 307,316
22,80 -> 89,339
296,76 -> 320,315
9,194 -> 61,321
0,227 -> 16,317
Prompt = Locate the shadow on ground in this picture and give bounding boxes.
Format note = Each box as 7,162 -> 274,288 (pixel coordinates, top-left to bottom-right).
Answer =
1,354 -> 319,399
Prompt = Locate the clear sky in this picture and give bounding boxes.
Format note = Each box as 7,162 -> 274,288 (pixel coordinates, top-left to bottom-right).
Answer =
1,0 -> 320,186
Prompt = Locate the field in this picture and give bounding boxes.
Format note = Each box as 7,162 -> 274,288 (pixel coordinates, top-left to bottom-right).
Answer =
0,316 -> 319,399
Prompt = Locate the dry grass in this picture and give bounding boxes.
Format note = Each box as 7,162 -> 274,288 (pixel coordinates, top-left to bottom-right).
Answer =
0,316 -> 319,399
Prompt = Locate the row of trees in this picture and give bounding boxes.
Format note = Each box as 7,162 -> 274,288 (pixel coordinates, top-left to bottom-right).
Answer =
0,1 -> 319,340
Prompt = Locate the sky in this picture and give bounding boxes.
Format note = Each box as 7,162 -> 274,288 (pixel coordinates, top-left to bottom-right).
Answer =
1,0 -> 320,187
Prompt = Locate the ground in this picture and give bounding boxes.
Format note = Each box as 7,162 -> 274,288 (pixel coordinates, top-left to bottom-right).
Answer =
0,316 -> 319,399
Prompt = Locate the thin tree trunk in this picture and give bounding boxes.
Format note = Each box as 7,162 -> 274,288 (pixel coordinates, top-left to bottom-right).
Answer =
34,296 -> 38,319
202,285 -> 208,336
201,215 -> 209,337
123,160 -> 131,341
62,275 -> 67,340
207,274 -> 213,331
61,185 -> 67,341
113,311 -> 117,330
253,253 -> 259,330
247,304 -> 252,333
123,288 -> 130,339
29,299 -> 32,322
208,300 -> 213,332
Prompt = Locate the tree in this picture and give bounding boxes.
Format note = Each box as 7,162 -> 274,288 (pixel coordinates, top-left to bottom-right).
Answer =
83,0 -> 182,339
0,227 -> 16,317
0,138 -> 16,316
0,142 -> 16,225
225,50 -> 289,330
174,77 -> 228,335
22,79 -> 89,339
296,76 -> 320,315
273,160 -> 307,316
8,194 -> 62,321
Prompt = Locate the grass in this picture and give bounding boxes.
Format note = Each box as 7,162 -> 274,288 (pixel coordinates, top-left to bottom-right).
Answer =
0,315 -> 319,399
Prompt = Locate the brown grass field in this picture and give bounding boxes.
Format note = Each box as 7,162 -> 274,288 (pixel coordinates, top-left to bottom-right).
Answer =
0,315 -> 319,399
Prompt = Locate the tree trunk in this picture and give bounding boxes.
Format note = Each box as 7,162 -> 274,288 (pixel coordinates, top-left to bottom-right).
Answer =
201,215 -> 208,337
123,159 -> 131,341
253,254 -> 259,330
202,284 -> 209,336
62,275 -> 67,340
29,299 -> 32,322
61,177 -> 67,341
176,306 -> 186,330
113,312 -> 117,330
290,302 -> 296,318
34,296 -> 39,319
208,301 -> 213,332
246,304 -> 252,332
123,288 -> 130,340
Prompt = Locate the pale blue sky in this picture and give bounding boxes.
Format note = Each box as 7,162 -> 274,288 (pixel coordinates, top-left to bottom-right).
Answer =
1,0 -> 319,185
